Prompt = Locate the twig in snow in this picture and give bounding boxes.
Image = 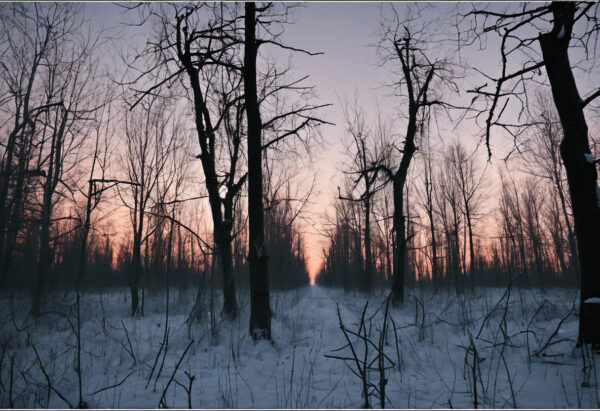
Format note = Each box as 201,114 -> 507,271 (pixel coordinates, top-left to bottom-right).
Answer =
153,327 -> 169,392
146,336 -> 166,389
119,320 -> 136,365
32,345 -> 74,408
174,371 -> 195,409
158,339 -> 194,408
88,370 -> 135,396
532,303 -> 575,357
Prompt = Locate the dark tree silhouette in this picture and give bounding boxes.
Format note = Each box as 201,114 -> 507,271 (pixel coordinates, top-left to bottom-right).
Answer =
467,1 -> 600,344
244,1 -> 271,340
376,6 -> 460,304
338,100 -> 388,294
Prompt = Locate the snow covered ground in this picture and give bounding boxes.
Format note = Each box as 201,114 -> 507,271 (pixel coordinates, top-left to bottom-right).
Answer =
0,284 -> 598,408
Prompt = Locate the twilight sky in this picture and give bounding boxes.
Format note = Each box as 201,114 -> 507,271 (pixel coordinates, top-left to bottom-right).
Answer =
83,2 -> 599,280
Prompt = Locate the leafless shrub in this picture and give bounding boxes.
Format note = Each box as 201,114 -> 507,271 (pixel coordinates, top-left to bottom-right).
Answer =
157,338 -> 194,408
325,296 -> 395,408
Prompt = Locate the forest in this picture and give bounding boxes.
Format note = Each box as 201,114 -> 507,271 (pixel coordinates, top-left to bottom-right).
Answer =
0,1 -> 600,409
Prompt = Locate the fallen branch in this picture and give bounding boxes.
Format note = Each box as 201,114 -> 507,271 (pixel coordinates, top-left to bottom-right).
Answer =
88,370 -> 135,396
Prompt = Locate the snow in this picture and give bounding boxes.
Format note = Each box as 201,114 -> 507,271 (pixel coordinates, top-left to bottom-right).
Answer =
584,297 -> 600,304
558,25 -> 565,39
1,285 -> 599,408
585,153 -> 596,163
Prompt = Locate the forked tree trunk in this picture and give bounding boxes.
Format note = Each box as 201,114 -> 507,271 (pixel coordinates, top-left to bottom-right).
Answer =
539,2 -> 600,344
245,2 -> 271,341
177,15 -> 239,319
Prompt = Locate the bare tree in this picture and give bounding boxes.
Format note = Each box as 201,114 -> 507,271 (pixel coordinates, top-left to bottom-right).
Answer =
72,92 -> 118,408
244,1 -> 270,340
499,173 -> 526,281
522,91 -> 578,279
338,100 -> 388,294
466,2 -> 600,343
119,95 -> 176,316
446,142 -> 486,291
437,154 -> 463,294
125,3 -> 327,321
373,185 -> 394,286
318,197 -> 362,291
521,177 -> 549,288
122,3 -> 245,318
376,5 -> 460,304
262,155 -> 312,290
30,9 -> 104,316
416,140 -> 440,292
0,4 -> 85,289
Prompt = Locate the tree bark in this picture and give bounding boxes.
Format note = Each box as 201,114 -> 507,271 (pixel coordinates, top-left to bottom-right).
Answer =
245,2 -> 271,341
539,2 -> 600,344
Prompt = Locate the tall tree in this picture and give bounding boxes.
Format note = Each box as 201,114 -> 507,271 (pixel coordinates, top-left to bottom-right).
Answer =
437,156 -> 463,293
417,141 -> 440,292
124,3 -> 245,318
31,11 -> 102,316
468,1 -> 600,344
244,1 -> 271,340
523,92 -> 578,278
446,142 -> 486,291
0,4 -> 83,288
126,3 -> 326,320
338,101 -> 387,294
120,96 -> 175,316
376,6 -> 459,304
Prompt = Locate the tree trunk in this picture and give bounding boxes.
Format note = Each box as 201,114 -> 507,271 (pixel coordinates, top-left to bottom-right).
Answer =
245,2 -> 271,341
555,172 -> 579,280
364,197 -> 373,293
31,204 -> 51,316
0,131 -> 19,286
220,198 -> 238,318
31,108 -> 67,316
2,130 -> 31,282
130,204 -> 144,316
215,226 -> 237,318
465,206 -> 475,291
427,207 -> 438,294
391,179 -> 406,305
539,1 -> 600,344
131,236 -> 142,317
178,23 -> 239,319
